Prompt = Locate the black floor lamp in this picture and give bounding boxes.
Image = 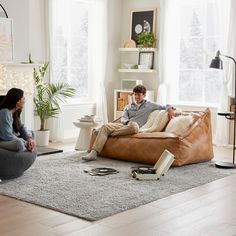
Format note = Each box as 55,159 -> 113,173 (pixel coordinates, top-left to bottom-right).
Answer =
210,50 -> 236,168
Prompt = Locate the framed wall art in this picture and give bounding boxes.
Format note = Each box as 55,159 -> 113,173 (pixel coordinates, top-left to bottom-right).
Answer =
130,8 -> 156,44
0,18 -> 13,62
138,51 -> 154,69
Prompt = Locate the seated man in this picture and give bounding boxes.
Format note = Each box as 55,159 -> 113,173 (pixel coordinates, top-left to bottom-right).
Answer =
82,85 -> 174,161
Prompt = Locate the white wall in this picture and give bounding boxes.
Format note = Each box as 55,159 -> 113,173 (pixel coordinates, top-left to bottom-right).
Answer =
119,0 -> 160,101
0,0 -> 46,62
105,0 -> 122,121
28,0 -> 47,62
0,0 -> 29,62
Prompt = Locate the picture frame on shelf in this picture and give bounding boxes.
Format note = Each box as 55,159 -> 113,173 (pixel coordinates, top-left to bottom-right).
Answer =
138,51 -> 154,69
121,79 -> 143,90
130,8 -> 156,45
0,18 -> 13,62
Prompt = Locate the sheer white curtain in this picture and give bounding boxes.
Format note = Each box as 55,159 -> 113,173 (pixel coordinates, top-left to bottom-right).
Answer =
214,0 -> 233,145
158,0 -> 231,144
226,0 -> 236,97
156,0 -> 168,104
47,0 -> 64,142
90,0 -> 108,124
157,0 -> 181,105
47,0 -> 108,141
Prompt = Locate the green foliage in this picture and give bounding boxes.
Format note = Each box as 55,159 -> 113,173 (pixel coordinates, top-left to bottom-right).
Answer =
137,32 -> 156,48
33,63 -> 76,131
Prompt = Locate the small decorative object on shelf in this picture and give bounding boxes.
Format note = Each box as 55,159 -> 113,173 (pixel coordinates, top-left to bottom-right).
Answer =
124,39 -> 136,48
122,63 -> 137,69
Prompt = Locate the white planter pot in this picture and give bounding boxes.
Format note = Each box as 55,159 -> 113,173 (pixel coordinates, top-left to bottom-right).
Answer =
35,130 -> 50,147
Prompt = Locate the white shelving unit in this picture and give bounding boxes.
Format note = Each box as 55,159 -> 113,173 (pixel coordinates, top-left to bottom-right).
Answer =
118,69 -> 157,73
118,47 -> 157,73
118,48 -> 157,52
114,47 -> 157,119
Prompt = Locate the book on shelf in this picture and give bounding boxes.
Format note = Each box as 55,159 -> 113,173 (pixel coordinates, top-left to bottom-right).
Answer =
117,92 -> 134,111
117,98 -> 128,111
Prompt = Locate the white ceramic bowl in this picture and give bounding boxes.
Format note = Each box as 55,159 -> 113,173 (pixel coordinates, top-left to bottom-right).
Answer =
123,63 -> 137,69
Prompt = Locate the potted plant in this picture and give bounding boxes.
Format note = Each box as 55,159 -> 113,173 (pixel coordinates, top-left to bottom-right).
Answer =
137,32 -> 156,48
33,63 -> 76,146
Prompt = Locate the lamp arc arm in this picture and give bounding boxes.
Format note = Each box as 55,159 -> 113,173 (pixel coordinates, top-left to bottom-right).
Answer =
0,4 -> 8,18
220,53 -> 236,65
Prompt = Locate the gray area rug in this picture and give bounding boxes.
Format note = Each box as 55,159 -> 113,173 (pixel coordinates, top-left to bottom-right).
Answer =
0,151 -> 236,221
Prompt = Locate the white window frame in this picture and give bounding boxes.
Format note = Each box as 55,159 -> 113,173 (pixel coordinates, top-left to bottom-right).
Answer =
50,0 -> 94,104
167,0 -> 229,107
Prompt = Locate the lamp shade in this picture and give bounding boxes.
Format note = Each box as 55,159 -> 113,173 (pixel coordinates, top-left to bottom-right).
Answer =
209,50 -> 223,69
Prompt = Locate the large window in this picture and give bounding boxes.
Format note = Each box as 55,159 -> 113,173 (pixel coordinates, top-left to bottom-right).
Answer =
50,0 -> 90,100
167,0 -> 230,106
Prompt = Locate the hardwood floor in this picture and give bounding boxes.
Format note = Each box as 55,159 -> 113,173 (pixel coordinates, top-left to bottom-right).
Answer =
0,142 -> 236,236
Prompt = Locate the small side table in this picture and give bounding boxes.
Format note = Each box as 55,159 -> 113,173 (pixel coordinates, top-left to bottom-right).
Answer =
216,111 -> 236,168
73,121 -> 99,150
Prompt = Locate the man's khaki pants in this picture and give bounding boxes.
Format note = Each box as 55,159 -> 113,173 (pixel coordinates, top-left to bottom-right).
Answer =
92,122 -> 139,153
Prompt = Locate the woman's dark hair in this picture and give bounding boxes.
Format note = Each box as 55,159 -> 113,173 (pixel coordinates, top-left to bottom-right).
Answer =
133,85 -> 147,94
12,109 -> 22,133
0,88 -> 24,132
0,88 -> 24,109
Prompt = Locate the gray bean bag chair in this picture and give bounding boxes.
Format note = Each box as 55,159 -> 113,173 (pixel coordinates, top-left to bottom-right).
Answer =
0,148 -> 37,179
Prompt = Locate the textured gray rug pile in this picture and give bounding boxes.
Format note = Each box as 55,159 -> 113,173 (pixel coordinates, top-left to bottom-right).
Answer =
0,152 -> 236,221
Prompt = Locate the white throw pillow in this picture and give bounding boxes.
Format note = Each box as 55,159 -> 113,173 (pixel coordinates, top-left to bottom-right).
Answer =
165,115 -> 194,134
140,110 -> 169,133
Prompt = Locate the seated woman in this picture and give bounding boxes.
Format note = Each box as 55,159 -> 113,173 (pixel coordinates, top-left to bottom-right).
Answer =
0,88 -> 37,179
0,88 -> 35,151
